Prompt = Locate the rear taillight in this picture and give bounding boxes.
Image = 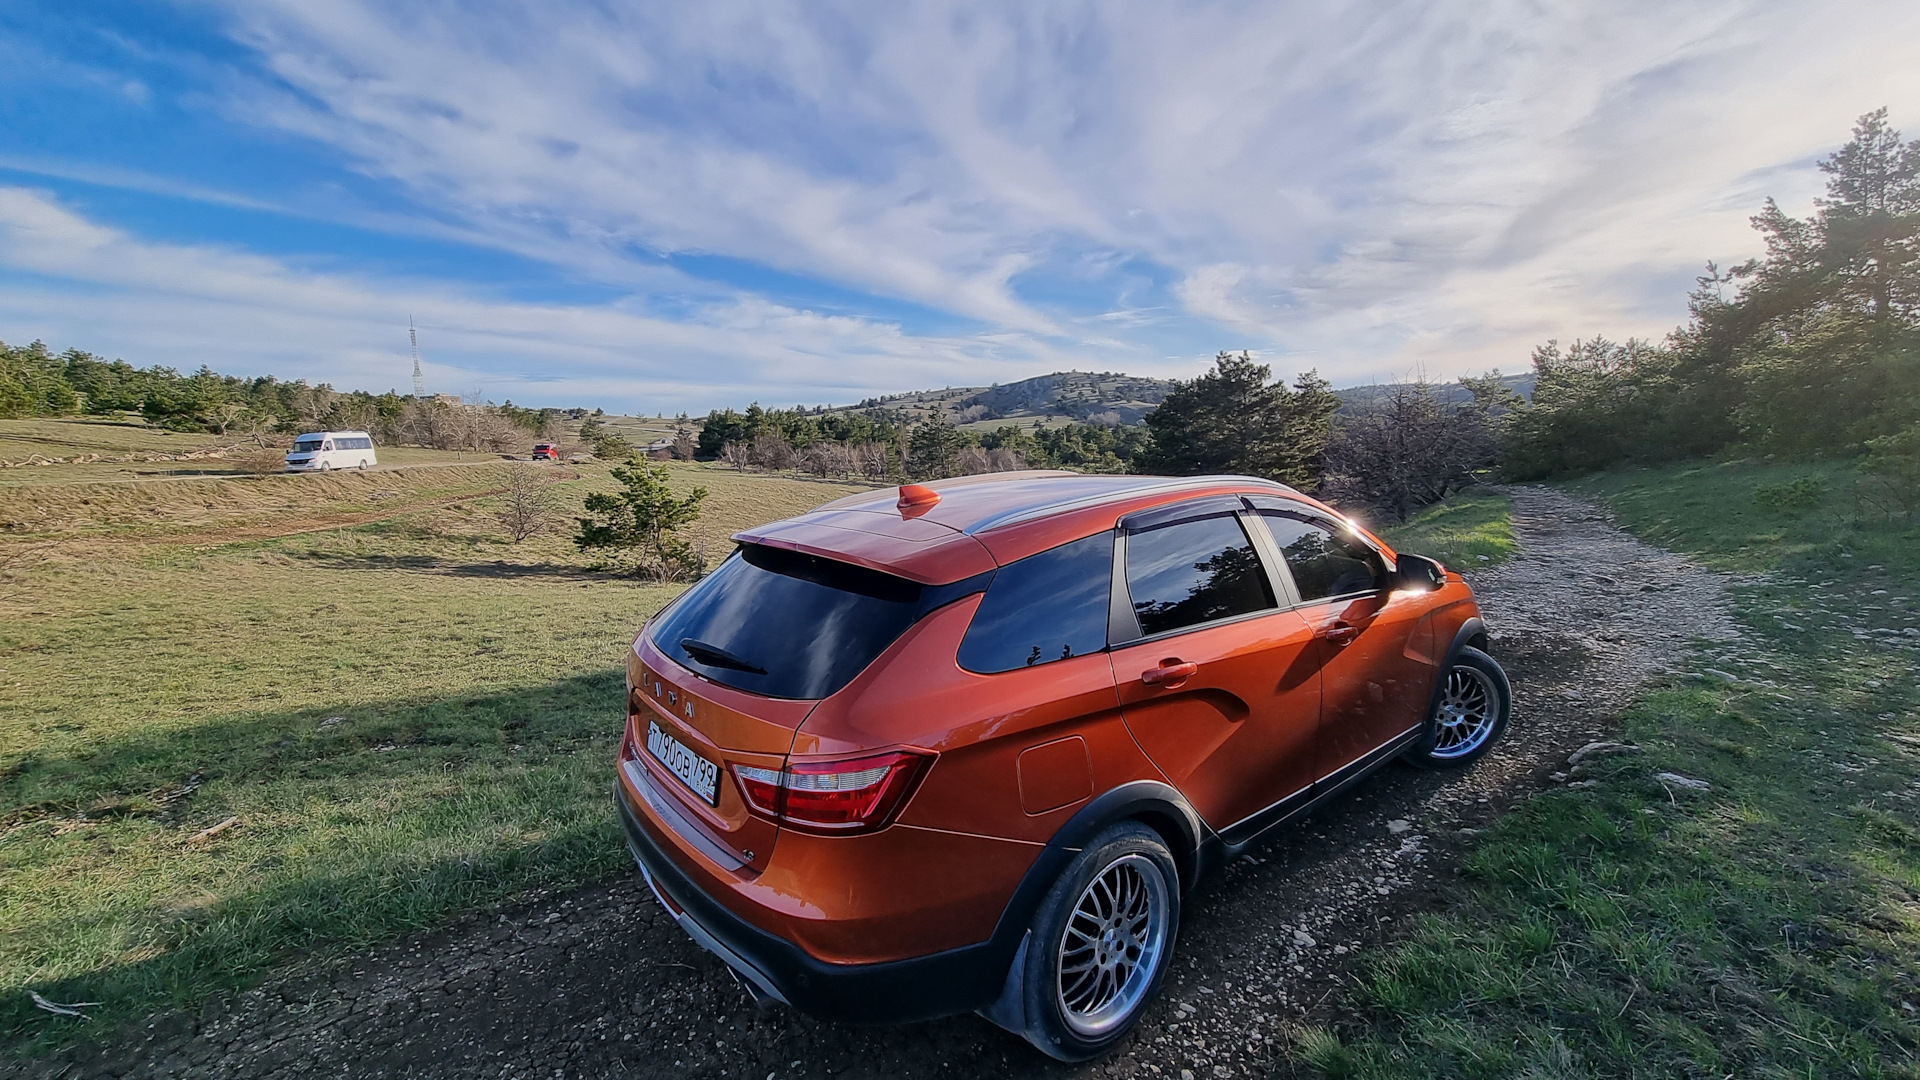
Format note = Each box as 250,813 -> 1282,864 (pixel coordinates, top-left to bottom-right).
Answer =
732,751 -> 930,834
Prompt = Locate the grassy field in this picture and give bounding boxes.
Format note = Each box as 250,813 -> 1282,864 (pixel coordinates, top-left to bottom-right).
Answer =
1371,489 -> 1517,569
0,416 -> 522,487
0,451 -> 872,1052
1297,460 -> 1920,1077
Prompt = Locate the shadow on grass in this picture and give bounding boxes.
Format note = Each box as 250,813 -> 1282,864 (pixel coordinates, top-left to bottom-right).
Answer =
2,667 -> 629,1054
285,551 -> 622,580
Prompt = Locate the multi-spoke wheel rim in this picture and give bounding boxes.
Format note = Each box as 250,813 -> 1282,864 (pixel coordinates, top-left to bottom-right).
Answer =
1056,853 -> 1169,1037
1431,664 -> 1498,759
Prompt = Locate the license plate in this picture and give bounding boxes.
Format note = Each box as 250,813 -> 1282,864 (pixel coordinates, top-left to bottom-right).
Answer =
646,721 -> 719,806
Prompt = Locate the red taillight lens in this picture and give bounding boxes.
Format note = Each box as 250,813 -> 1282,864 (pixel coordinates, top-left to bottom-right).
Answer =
731,751 -> 930,834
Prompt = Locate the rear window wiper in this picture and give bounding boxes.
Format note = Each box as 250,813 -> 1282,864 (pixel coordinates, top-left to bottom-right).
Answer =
679,638 -> 767,675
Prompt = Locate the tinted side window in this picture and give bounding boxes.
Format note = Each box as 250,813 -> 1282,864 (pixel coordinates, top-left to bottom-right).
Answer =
1126,515 -> 1275,637
1259,513 -> 1384,601
959,532 -> 1113,674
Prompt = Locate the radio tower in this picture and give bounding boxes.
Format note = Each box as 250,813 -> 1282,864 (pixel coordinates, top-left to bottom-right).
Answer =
408,316 -> 426,397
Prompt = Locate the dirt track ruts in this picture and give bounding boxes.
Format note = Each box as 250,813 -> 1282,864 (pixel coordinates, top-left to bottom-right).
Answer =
28,486 -> 1741,1080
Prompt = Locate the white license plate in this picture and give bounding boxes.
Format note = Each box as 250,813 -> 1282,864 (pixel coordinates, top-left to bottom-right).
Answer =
646,721 -> 719,806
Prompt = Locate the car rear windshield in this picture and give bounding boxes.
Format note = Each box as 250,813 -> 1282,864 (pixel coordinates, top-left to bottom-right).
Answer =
649,544 -> 986,700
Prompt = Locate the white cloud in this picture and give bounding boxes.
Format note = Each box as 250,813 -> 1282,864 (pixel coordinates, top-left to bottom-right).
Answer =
14,0 -> 1920,396
0,187 -> 1103,409
192,0 -> 1920,387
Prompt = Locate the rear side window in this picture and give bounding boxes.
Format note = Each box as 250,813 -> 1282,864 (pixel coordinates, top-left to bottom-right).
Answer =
1258,513 -> 1384,601
649,545 -> 980,699
1126,515 -> 1275,637
959,532 -> 1113,674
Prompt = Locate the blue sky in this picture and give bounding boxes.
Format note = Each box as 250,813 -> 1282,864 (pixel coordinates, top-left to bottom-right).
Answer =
1,1 -> 1916,412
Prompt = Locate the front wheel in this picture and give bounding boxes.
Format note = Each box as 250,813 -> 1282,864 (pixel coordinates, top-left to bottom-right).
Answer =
1405,645 -> 1511,768
1017,822 -> 1179,1061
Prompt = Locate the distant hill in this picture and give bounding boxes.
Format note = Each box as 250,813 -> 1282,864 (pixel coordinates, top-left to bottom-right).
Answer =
826,369 -> 1532,430
831,371 -> 1179,430
1335,372 -> 1535,410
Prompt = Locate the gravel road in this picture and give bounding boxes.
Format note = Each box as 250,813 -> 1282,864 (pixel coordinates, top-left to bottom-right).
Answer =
29,486 -> 1741,1080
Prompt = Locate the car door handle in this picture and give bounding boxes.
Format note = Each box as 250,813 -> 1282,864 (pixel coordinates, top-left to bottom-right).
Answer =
1140,660 -> 1199,687
1318,622 -> 1360,646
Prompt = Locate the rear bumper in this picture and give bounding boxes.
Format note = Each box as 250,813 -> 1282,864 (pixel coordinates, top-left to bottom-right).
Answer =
614,780 -> 1015,1024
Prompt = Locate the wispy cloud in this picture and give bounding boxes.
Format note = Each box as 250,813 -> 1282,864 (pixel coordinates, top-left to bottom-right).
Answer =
0,187 -> 1097,409
3,0 -> 1918,402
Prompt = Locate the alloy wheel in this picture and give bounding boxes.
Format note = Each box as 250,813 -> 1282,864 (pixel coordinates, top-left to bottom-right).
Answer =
1056,852 -> 1170,1036
1431,664 -> 1498,759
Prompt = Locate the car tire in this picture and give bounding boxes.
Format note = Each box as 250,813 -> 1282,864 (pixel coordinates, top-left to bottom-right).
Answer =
358,460 -> 369,470
1017,821 -> 1179,1062
1405,645 -> 1511,769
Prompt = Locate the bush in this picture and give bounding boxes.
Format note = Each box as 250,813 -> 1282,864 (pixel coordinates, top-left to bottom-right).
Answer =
233,447 -> 290,476
574,459 -> 707,581
1857,424 -> 1920,519
1753,477 -> 1825,515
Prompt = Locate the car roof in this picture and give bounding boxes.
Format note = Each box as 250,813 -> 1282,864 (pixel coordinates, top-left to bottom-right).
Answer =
732,470 -> 1343,585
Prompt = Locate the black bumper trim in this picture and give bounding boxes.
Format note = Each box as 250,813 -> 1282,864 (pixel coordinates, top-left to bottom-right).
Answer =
615,779 -> 1017,1024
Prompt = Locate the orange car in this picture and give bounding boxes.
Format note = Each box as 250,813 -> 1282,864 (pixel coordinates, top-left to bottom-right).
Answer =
616,471 -> 1509,1059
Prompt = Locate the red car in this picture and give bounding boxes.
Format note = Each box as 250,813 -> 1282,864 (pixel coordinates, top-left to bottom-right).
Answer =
617,471 -> 1509,1059
531,443 -> 561,461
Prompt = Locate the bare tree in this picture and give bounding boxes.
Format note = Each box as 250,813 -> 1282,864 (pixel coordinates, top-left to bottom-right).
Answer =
719,441 -> 753,472
1320,380 -> 1504,522
497,463 -> 559,542
749,432 -> 795,471
234,446 -> 289,476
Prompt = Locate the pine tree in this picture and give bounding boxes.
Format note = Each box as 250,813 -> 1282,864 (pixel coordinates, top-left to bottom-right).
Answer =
574,460 -> 708,580
1141,351 -> 1338,486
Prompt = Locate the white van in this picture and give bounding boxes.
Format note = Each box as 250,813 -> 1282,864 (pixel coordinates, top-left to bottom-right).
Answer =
285,430 -> 377,472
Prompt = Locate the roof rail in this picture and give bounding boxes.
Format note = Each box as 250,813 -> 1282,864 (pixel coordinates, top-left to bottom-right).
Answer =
962,475 -> 1296,535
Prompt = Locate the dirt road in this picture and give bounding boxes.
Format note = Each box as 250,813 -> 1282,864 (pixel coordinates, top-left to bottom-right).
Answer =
31,487 -> 1740,1080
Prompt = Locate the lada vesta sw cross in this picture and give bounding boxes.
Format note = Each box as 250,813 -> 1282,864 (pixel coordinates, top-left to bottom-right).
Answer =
616,471 -> 1510,1060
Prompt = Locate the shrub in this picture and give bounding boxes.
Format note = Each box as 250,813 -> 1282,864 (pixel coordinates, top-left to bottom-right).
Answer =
1754,477 -> 1825,515
574,459 -> 707,581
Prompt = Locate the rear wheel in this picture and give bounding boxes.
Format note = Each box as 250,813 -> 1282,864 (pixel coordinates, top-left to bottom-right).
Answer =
1405,646 -> 1510,768
1018,822 -> 1179,1061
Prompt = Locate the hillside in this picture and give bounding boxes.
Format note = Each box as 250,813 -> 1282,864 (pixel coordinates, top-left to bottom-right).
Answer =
1335,371 -> 1535,410
829,370 -> 1177,431
818,368 -> 1531,432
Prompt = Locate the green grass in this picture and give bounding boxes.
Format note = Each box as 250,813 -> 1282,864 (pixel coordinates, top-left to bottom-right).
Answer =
1293,459 -> 1920,1078
0,460 -> 872,1053
1373,489 -> 1517,569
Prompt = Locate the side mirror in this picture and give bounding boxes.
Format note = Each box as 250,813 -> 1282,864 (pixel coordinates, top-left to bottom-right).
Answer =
1392,553 -> 1448,592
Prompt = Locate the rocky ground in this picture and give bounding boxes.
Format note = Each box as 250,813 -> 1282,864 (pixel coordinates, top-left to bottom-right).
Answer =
21,486 -> 1741,1080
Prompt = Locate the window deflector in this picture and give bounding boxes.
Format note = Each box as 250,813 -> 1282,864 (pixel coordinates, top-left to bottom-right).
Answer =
1241,495 -> 1398,572
1109,507 -> 1279,647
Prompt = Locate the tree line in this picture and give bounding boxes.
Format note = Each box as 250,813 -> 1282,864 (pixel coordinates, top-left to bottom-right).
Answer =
0,340 -> 566,452
1503,109 -> 1917,479
1150,108 -> 1920,522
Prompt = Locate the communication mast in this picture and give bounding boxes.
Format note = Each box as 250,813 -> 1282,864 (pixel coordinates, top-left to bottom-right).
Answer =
408,316 -> 426,397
